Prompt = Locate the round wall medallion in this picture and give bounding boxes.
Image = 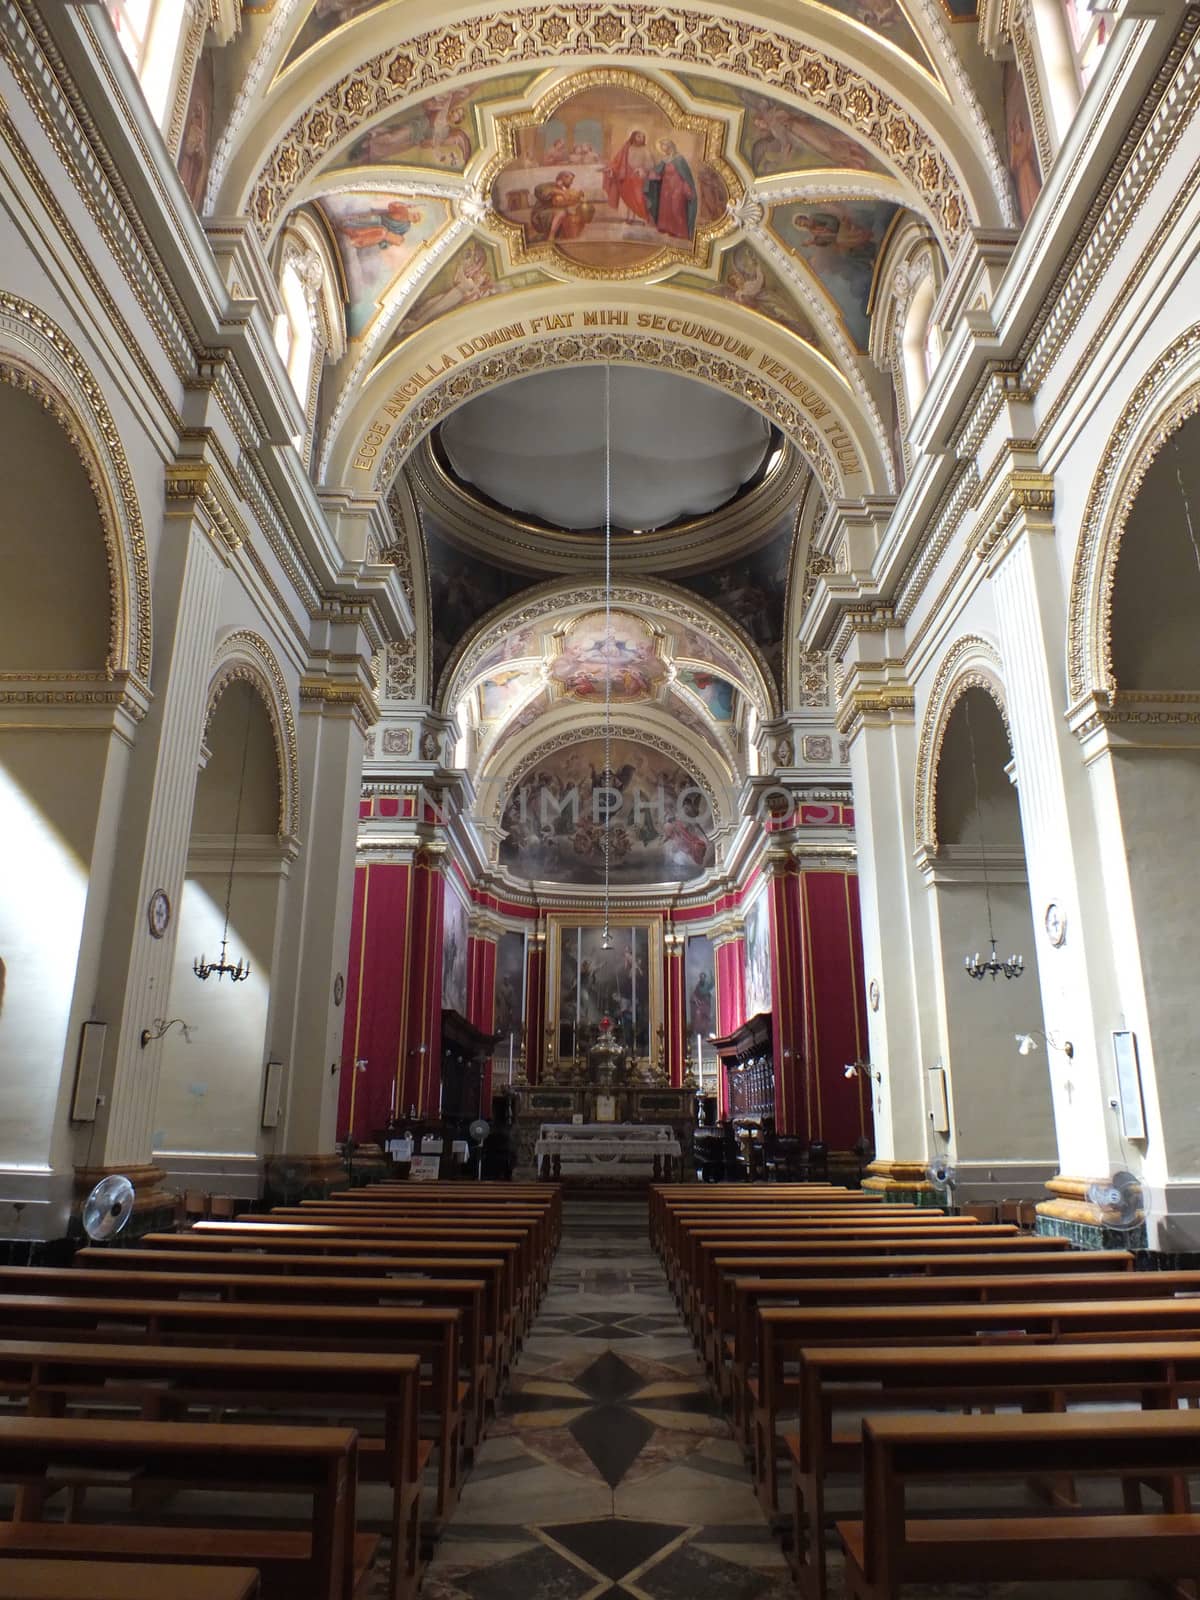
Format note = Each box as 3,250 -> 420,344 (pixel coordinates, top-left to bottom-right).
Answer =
1043,903 -> 1067,947
868,978 -> 880,1012
147,888 -> 171,939
333,973 -> 345,1007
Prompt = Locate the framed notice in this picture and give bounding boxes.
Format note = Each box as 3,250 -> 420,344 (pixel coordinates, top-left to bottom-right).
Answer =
1112,1031 -> 1146,1140
408,1155 -> 442,1182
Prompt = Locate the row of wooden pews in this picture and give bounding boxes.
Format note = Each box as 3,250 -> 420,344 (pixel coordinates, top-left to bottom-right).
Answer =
653,1181 -> 1200,1600
0,1178 -> 559,1600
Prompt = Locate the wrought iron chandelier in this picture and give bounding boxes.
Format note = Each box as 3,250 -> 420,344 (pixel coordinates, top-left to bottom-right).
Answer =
195,686 -> 253,983
962,691 -> 1024,982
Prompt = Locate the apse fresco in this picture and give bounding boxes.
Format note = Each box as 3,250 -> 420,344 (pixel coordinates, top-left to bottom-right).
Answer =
425,518 -> 538,687
548,611 -> 667,702
771,200 -> 899,349
744,888 -> 773,1019
491,83 -> 727,272
319,194 -> 450,338
499,737 -> 716,885
676,667 -> 736,721
678,511 -> 793,686
1004,62 -> 1042,224
284,0 -> 389,68
685,933 -> 717,1039
344,91 -> 476,172
442,886 -> 468,1015
674,77 -> 887,178
176,49 -> 214,208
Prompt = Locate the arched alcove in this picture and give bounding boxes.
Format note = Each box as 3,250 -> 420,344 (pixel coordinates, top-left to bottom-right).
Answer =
155,678 -> 290,1183
922,682 -> 1057,1200
0,375 -> 122,1170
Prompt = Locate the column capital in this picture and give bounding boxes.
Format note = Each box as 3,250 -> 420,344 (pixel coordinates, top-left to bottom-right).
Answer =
164,457 -> 245,555
974,467 -> 1056,568
836,665 -> 915,739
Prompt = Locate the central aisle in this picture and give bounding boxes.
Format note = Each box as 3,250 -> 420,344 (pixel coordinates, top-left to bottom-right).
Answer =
419,1198 -> 794,1600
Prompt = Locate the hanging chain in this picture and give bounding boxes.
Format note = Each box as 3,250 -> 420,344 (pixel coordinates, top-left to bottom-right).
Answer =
603,363 -> 613,944
963,693 -> 997,948
220,685 -> 255,953
1173,437 -> 1200,581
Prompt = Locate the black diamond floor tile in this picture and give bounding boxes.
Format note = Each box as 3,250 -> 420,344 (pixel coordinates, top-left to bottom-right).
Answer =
634,1542 -> 779,1600
576,1350 -> 644,1402
455,1544 -> 598,1600
568,1401 -> 656,1486
545,1518 -> 687,1580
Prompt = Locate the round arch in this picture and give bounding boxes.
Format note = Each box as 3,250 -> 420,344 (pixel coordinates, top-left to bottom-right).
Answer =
0,294 -> 150,683
1067,327 -> 1200,706
205,630 -> 302,843
327,285 -> 884,502
913,633 -> 1010,854
439,573 -> 782,724
208,4 -> 1010,247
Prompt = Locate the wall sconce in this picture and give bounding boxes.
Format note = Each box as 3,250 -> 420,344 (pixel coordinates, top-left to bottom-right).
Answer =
140,1018 -> 194,1049
843,1060 -> 880,1082
1015,1030 -> 1074,1058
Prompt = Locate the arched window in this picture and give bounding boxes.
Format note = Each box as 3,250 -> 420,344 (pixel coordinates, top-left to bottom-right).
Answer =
901,276 -> 937,415
109,0 -> 189,124
273,217 -> 346,466
278,256 -> 316,403
1061,0 -> 1111,89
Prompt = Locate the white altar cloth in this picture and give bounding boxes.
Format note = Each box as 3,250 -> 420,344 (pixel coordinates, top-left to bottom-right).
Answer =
535,1122 -> 681,1173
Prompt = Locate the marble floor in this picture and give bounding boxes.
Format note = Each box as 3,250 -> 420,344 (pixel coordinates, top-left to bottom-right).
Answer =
417,1198 -> 795,1600
400,1198 -> 1165,1600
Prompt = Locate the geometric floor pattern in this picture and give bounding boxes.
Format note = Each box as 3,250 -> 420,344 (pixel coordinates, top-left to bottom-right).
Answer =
413,1198 -> 796,1600
359,1197 -> 1155,1599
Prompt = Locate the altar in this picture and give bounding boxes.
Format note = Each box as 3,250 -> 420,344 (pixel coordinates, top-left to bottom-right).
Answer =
534,1122 -> 682,1181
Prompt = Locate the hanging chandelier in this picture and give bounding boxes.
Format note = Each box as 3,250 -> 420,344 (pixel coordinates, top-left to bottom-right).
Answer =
195,687 -> 253,983
961,691 -> 1024,982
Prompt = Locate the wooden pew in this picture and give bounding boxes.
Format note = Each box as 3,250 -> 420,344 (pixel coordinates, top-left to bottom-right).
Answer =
204,1220 -> 540,1331
754,1296 -> 1200,1515
647,1185 -> 866,1251
1,1265 -> 490,1450
838,1410 -> 1200,1600
790,1338 -> 1200,1600
703,1246 -> 1131,1380
659,1201 -> 922,1284
673,1221 -> 1018,1323
0,1295 -> 464,1520
729,1267 -> 1200,1453
0,1339 -> 420,1600
140,1235 -> 524,1350
0,1560 -> 260,1599
76,1246 -> 512,1390
313,1199 -> 557,1275
0,1415 -> 365,1600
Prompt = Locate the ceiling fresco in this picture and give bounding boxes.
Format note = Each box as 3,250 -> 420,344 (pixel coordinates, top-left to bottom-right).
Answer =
317,193 -> 451,338
672,76 -> 889,178
769,199 -> 901,349
677,509 -> 794,689
546,611 -> 670,701
486,76 -> 735,276
339,75 -> 540,173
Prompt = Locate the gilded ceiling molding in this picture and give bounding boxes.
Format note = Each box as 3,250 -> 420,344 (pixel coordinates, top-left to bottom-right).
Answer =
206,629 -> 302,841
1066,327 -> 1200,708
913,633 -> 1009,854
439,577 -> 780,721
0,295 -> 150,683
164,0 -> 210,161
366,327 -> 847,501
231,7 -> 975,247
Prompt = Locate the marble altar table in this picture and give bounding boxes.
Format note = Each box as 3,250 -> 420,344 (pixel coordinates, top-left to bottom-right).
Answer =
534,1122 -> 682,1179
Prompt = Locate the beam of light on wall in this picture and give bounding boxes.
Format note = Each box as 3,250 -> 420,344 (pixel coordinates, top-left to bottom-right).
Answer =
0,763 -> 89,1155
156,876 -> 273,1158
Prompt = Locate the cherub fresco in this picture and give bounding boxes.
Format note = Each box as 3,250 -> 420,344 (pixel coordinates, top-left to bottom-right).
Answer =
548,611 -> 667,701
